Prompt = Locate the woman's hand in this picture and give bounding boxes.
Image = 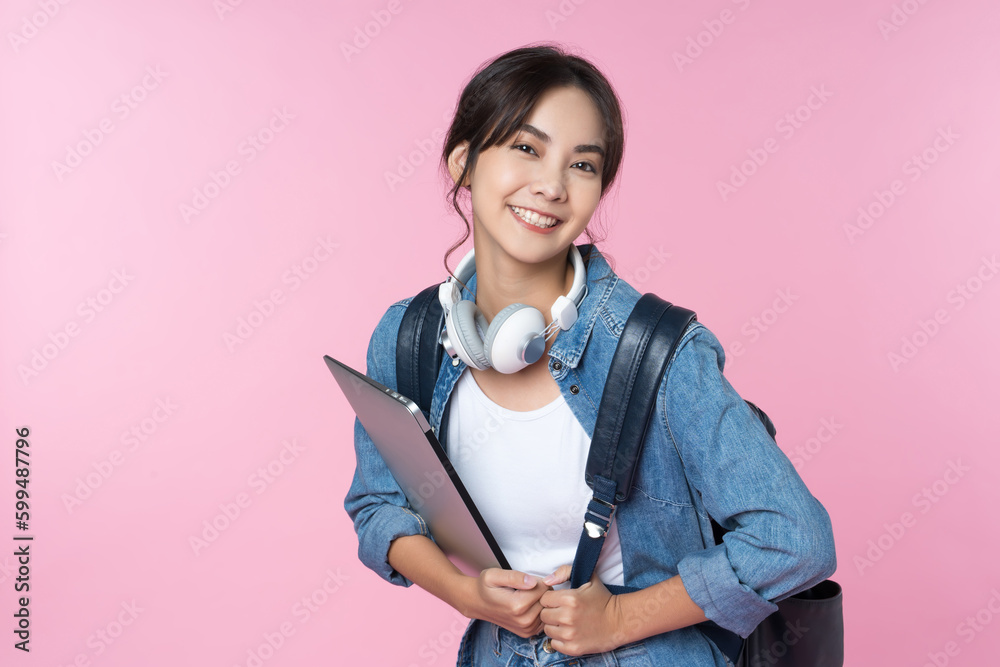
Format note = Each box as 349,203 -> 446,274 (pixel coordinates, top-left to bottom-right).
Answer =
538,565 -> 627,656
463,568 -> 551,638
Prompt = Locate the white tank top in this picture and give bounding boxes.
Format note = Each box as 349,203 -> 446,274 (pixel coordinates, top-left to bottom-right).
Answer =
445,368 -> 624,588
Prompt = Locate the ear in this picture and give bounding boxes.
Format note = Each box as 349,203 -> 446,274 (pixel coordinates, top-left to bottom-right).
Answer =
447,141 -> 471,188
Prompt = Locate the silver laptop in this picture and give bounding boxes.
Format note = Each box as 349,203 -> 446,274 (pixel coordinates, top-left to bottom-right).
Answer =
325,355 -> 510,575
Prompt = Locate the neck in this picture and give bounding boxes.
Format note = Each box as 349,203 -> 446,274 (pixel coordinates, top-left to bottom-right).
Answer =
471,243 -> 576,327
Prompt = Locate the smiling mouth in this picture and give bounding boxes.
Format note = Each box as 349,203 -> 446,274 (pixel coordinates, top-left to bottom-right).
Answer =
509,205 -> 561,229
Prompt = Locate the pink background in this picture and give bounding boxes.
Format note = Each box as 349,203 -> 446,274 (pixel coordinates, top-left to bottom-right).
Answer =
2,0 -> 998,665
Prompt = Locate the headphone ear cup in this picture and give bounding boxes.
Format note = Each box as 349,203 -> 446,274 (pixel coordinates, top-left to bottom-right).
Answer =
484,303 -> 546,374
447,299 -> 491,370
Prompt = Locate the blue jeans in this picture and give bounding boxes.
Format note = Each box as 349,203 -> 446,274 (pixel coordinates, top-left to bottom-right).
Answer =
457,620 -> 656,667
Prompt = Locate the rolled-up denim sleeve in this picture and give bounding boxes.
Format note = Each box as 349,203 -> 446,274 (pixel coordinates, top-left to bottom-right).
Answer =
343,302 -> 430,587
664,325 -> 837,638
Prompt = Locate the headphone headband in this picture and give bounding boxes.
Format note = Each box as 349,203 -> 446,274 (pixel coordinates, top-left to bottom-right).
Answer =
441,245 -> 587,326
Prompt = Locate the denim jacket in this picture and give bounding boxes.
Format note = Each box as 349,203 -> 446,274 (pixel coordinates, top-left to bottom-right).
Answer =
344,244 -> 837,665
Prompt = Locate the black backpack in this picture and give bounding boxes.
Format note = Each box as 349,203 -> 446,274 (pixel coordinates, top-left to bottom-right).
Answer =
395,285 -> 842,666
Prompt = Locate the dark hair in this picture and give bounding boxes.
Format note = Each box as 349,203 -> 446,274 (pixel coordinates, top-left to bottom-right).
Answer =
440,43 -> 624,282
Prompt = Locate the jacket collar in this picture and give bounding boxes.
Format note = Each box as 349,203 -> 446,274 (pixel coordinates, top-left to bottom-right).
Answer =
461,244 -> 617,370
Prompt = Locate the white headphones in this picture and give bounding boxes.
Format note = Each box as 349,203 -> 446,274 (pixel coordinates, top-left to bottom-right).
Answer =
437,245 -> 588,374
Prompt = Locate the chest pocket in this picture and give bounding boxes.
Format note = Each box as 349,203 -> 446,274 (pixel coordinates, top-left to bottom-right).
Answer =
628,426 -> 695,508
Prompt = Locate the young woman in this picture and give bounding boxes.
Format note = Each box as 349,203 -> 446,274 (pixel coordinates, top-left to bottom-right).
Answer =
345,44 -> 836,666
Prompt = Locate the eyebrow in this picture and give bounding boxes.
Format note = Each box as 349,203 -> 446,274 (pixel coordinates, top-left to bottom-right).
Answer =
518,123 -> 606,160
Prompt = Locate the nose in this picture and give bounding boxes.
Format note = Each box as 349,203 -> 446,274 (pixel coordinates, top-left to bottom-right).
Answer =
531,161 -> 567,201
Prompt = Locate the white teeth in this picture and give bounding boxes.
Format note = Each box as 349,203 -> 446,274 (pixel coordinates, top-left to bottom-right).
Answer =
511,206 -> 559,228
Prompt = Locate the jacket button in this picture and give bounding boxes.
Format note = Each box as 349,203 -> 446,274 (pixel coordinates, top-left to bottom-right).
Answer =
570,384 -> 579,394
552,360 -> 563,371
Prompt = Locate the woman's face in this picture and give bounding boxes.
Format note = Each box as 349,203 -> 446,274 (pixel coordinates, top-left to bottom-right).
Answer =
460,86 -> 606,267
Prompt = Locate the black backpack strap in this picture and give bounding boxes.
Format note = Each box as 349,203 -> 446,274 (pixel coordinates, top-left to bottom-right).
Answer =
569,294 -> 695,588
395,284 -> 445,419
745,399 -> 777,440
568,292 -> 750,664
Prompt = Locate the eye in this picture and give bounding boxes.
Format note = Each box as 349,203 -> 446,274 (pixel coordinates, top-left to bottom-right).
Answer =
512,143 -> 537,155
573,161 -> 598,174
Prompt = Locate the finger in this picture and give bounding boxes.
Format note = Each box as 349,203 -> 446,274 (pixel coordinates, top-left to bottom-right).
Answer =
547,637 -> 582,658
539,606 -> 564,626
521,601 -> 546,636
484,568 -> 538,590
543,622 -> 567,641
543,563 -> 573,587
539,588 -> 556,607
